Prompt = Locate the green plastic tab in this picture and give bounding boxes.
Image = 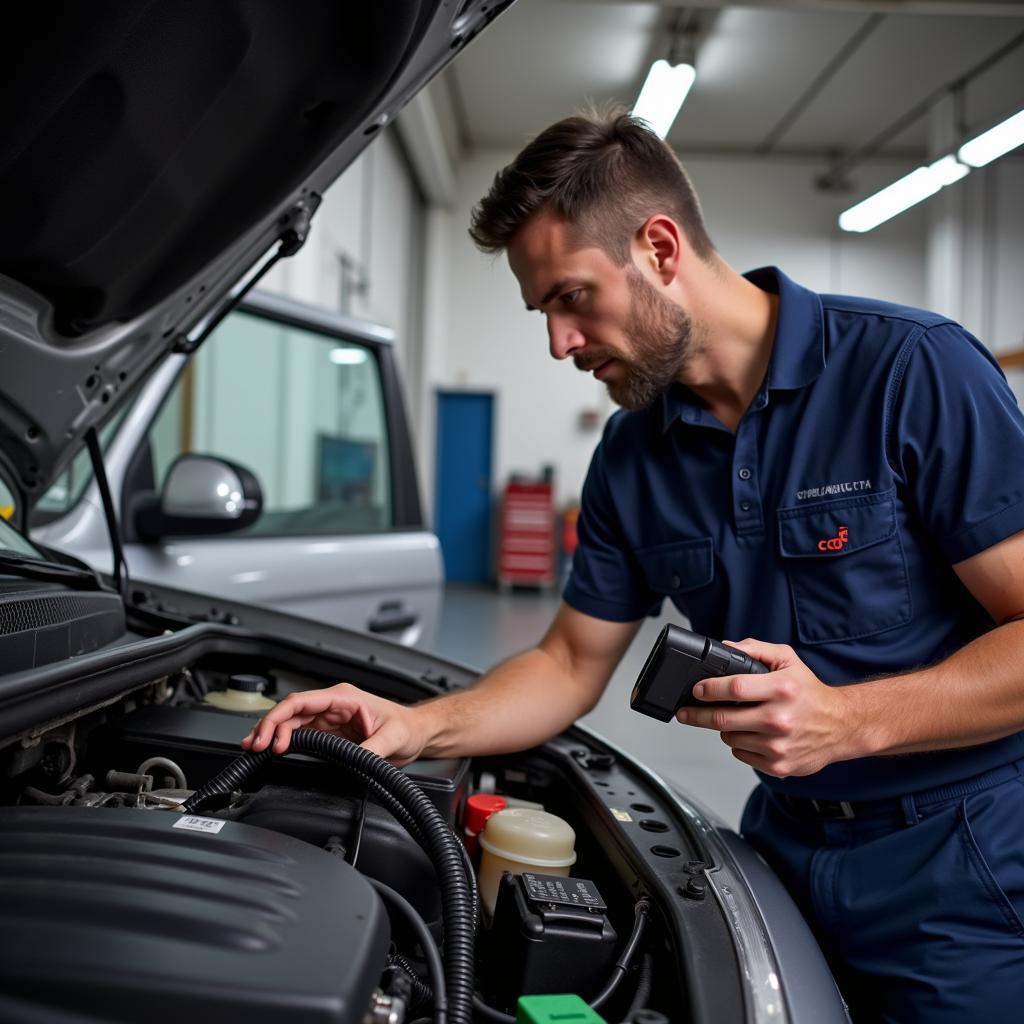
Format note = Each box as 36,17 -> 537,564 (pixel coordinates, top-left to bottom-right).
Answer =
515,993 -> 608,1024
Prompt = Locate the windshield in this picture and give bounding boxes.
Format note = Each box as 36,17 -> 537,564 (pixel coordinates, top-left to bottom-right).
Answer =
0,513 -> 44,558
0,400 -> 135,531
32,404 -> 133,525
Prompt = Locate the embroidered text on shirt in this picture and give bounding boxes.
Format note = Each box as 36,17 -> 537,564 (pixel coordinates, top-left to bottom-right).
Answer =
796,479 -> 872,501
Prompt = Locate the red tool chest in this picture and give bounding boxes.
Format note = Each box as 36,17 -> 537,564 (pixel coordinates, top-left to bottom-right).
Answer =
497,481 -> 556,588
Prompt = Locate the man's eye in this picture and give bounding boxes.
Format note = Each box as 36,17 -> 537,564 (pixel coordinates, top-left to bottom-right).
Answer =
561,290 -> 581,306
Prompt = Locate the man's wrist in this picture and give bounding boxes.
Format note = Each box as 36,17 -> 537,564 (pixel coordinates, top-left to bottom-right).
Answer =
410,697 -> 454,758
835,681 -> 890,760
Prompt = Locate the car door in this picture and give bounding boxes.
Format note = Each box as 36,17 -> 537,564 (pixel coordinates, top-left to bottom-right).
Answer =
32,291 -> 442,648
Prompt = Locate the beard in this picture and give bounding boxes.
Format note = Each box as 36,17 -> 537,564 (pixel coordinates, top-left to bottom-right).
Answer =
575,268 -> 701,410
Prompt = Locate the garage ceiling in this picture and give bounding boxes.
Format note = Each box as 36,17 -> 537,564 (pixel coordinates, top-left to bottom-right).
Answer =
445,0 -> 1024,164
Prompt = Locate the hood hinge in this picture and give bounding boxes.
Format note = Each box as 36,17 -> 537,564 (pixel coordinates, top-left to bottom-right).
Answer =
277,198 -> 315,257
171,196 -> 320,356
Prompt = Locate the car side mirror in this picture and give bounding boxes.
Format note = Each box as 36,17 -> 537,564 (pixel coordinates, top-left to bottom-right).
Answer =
133,454 -> 263,542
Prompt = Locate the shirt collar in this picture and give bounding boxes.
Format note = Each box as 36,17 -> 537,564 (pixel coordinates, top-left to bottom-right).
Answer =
658,265 -> 826,433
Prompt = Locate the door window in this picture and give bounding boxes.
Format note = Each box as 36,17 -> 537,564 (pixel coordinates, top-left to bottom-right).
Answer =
148,310 -> 393,537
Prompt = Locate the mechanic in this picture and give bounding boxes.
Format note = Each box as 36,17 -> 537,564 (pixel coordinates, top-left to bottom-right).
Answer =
245,109 -> 1024,1021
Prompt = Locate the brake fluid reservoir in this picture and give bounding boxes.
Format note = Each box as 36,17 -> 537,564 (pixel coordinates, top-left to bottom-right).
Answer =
204,674 -> 276,712
478,808 -> 577,918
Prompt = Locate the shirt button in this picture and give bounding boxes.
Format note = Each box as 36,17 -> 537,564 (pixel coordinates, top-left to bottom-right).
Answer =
738,467 -> 752,480
671,574 -> 681,589
740,500 -> 753,512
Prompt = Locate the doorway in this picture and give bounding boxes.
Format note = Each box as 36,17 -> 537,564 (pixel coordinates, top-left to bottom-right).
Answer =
434,391 -> 495,583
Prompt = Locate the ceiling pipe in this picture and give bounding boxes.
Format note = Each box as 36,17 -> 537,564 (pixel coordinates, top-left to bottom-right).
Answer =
816,27 -> 1024,191
756,13 -> 885,154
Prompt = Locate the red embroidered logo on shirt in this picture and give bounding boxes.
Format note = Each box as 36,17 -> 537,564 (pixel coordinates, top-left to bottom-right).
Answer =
817,526 -> 849,552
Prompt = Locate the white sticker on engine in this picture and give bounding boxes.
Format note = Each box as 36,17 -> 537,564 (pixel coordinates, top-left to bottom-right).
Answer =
173,815 -> 226,834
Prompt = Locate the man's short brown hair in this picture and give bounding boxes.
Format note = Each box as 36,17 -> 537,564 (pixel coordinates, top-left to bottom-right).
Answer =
469,107 -> 714,264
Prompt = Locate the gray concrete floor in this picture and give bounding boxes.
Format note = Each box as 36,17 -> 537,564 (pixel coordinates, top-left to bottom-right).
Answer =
427,583 -> 757,829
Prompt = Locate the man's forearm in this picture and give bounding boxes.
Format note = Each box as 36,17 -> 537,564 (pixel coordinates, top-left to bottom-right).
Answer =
412,646 -> 597,759
844,619 -> 1024,759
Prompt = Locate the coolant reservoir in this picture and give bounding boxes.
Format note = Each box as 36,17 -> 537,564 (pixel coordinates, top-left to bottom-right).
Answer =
204,673 -> 276,712
478,807 -> 577,917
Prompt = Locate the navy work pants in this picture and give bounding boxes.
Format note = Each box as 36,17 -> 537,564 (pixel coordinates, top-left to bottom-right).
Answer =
741,761 -> 1024,1022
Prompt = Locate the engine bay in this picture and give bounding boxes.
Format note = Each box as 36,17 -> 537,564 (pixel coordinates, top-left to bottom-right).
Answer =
0,635 -> 744,1024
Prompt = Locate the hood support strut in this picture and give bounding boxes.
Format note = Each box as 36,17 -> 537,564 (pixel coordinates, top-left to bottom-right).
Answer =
171,198 -> 318,356
85,427 -> 128,599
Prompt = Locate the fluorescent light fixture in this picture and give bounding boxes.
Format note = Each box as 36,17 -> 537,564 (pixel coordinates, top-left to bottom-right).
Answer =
329,347 -> 367,365
839,108 -> 1024,234
958,108 -> 1024,168
928,153 -> 971,187
632,59 -> 696,139
838,155 -> 969,233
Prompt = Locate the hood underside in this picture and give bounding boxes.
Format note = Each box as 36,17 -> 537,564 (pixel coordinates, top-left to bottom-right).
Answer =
0,0 -> 512,511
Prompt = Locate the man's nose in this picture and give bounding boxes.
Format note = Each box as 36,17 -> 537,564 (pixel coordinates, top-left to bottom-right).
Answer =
547,316 -> 585,360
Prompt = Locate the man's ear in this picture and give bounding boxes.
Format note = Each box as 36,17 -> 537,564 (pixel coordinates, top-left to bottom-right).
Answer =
635,215 -> 683,284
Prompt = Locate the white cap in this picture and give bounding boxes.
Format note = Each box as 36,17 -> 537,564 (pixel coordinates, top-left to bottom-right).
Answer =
478,808 -> 577,868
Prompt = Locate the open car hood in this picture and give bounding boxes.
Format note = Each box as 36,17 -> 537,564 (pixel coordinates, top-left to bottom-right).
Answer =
0,0 -> 512,513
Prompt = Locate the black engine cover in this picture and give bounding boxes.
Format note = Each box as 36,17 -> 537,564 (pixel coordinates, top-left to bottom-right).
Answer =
0,806 -> 389,1023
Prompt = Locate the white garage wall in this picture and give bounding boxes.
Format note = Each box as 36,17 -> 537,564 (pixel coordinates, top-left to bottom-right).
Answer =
426,149 -> 933,517
971,159 -> 1024,408
688,156 -> 927,303
966,160 -> 1024,355
260,129 -> 425,377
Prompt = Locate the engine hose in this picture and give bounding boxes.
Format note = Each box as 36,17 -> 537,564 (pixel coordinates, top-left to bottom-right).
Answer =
291,754 -> 480,933
388,952 -> 437,1010
181,730 -> 475,1024
182,746 -> 274,809
137,756 -> 188,790
589,899 -> 651,1011
372,880 -> 447,1024
470,994 -> 515,1023
309,759 -> 481,933
625,954 -> 654,1015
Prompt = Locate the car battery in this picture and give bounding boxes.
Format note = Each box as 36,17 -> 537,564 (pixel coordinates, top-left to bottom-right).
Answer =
485,871 -> 617,1011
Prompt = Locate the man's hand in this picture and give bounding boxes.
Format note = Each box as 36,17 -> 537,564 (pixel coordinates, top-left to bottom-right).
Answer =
676,638 -> 854,777
241,683 -> 428,767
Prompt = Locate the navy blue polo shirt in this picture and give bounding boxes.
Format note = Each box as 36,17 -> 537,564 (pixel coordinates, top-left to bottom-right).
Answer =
564,266 -> 1024,801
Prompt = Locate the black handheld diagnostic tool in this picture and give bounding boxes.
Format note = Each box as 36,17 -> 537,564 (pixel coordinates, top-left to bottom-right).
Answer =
630,624 -> 770,722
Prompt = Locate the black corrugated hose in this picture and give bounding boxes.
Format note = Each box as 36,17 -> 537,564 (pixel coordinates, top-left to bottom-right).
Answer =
203,745 -> 480,931
332,760 -> 481,931
388,952 -> 436,1010
181,729 -> 475,1024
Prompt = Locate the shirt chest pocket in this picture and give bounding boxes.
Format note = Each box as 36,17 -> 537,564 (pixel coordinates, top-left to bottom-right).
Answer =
777,488 -> 912,645
635,537 -> 714,597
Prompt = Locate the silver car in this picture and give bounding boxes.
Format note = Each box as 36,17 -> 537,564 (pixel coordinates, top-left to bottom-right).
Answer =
30,290 -> 443,649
